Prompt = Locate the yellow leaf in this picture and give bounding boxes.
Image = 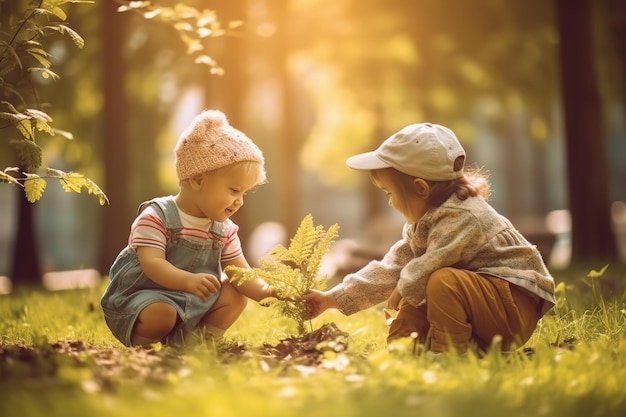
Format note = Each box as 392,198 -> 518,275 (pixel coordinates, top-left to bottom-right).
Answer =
59,173 -> 86,193
51,6 -> 67,21
24,177 -> 47,202
52,128 -> 74,140
97,193 -> 109,206
26,48 -> 48,58
29,51 -> 52,68
0,171 -> 20,186
31,68 -> 59,80
17,119 -> 33,139
85,178 -> 109,205
587,264 -> 609,278
25,108 -> 53,122
57,24 -> 85,49
35,119 -> 54,135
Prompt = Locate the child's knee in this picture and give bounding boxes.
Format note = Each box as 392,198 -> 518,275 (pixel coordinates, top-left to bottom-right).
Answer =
425,267 -> 459,298
132,302 -> 178,343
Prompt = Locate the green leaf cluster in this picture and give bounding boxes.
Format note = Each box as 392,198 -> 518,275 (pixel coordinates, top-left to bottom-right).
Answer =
226,214 -> 339,334
0,0 -> 106,204
117,0 -> 243,75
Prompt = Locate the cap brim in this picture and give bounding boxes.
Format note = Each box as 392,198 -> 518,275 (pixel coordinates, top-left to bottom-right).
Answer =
346,151 -> 391,170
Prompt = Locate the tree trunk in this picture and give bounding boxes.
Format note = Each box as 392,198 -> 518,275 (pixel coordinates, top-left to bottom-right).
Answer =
556,0 -> 617,262
274,0 -> 299,238
204,0 -> 254,243
99,1 -> 133,274
605,0 -> 626,118
11,190 -> 41,286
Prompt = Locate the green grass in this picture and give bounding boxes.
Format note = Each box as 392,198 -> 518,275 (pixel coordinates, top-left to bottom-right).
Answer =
1,269 -> 626,417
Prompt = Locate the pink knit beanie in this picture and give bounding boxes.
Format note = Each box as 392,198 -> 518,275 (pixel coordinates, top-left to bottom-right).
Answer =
175,110 -> 264,180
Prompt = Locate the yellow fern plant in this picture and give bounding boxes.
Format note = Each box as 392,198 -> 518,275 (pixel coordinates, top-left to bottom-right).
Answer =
226,214 -> 339,335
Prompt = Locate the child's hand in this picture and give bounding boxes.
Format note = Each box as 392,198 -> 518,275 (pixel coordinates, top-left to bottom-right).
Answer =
387,288 -> 402,310
303,289 -> 336,319
185,273 -> 221,301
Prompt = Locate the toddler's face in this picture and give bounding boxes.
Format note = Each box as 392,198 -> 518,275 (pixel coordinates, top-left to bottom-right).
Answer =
371,169 -> 429,224
192,162 -> 264,222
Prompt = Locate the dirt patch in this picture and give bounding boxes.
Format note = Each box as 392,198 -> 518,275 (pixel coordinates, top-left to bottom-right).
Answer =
0,323 -> 349,385
256,322 -> 348,366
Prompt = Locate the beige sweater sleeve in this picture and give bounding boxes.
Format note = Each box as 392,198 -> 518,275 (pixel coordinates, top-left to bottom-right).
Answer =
329,225 -> 414,315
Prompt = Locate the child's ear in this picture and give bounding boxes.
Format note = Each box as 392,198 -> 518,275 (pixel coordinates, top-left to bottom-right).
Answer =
413,178 -> 430,199
188,174 -> 204,190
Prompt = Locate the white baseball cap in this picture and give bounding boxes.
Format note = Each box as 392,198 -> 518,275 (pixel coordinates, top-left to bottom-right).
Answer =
346,122 -> 466,181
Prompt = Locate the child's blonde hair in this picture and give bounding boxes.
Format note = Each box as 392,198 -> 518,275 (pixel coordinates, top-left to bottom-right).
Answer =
223,160 -> 268,186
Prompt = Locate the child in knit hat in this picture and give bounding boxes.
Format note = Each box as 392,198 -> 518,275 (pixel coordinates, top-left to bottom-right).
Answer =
101,110 -> 273,347
305,123 -> 555,355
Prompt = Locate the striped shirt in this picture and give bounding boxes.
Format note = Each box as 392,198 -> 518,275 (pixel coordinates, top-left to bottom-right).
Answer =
128,205 -> 242,262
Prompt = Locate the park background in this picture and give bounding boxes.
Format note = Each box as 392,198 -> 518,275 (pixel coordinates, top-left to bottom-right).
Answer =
1,0 -> 625,290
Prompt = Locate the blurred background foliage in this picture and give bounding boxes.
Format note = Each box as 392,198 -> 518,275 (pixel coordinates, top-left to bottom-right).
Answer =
0,0 -> 624,286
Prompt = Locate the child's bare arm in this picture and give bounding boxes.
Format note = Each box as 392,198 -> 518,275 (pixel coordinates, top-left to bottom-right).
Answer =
136,246 -> 220,301
222,256 -> 273,302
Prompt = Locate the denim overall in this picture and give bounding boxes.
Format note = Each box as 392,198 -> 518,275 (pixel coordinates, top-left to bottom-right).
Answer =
101,196 -> 224,346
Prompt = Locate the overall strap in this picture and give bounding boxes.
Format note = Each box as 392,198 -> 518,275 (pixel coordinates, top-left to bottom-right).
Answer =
209,220 -> 225,250
137,196 -> 183,231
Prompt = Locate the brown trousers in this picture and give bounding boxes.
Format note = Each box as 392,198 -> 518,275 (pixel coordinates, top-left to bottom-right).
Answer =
387,267 -> 542,354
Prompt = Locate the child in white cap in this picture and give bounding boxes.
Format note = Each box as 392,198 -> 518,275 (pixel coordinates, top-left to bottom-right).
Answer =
305,123 -> 555,354
101,110 -> 273,347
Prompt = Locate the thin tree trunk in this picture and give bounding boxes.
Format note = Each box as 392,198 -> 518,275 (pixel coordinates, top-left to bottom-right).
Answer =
11,190 -> 40,285
274,0 -> 299,238
100,1 -> 133,274
204,0 -> 253,244
605,0 -> 626,110
556,0 -> 617,262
